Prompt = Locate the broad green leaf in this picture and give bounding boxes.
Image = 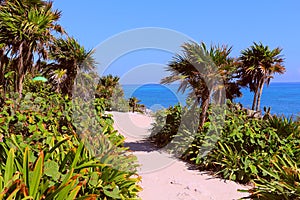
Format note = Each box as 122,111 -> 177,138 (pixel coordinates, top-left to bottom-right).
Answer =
29,152 -> 44,199
44,160 -> 60,181
4,149 -> 15,185
103,185 -> 121,199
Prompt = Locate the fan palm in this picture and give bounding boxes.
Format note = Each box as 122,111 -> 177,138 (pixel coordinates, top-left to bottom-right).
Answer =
239,42 -> 285,111
0,0 -> 63,97
162,41 -> 225,129
48,37 -> 96,97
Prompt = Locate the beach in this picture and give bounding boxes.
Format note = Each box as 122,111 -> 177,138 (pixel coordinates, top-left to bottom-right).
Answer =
110,111 -> 250,200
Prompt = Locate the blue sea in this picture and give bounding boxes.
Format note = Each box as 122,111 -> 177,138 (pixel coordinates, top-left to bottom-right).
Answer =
122,83 -> 300,117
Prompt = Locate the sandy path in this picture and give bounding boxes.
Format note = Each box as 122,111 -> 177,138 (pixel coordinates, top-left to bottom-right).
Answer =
109,111 -> 250,200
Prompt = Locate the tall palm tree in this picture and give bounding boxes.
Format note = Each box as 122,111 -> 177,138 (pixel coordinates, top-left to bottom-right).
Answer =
239,42 -> 285,111
162,42 -> 224,129
0,0 -> 63,97
207,44 -> 242,103
48,37 -> 96,97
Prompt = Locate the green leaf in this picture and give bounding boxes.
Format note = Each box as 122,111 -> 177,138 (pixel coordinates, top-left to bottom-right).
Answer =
65,185 -> 81,200
103,185 -> 121,199
4,149 -> 15,185
23,147 -> 30,190
89,172 -> 99,187
29,151 -> 44,199
44,160 -> 60,181
71,142 -> 84,168
55,179 -> 76,200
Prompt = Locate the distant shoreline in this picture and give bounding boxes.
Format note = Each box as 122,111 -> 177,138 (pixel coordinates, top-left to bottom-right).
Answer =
121,83 -> 300,117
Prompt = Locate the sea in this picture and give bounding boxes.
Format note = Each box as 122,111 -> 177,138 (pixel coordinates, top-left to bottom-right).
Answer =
122,82 -> 300,117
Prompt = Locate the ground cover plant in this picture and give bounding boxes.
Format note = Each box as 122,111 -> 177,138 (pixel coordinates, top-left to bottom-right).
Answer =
150,102 -> 300,199
0,91 -> 141,199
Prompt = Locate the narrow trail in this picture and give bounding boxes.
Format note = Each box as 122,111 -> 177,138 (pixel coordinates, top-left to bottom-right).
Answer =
110,111 -> 250,200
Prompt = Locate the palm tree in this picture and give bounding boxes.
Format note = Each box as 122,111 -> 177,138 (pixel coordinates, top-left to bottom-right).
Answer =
207,44 -> 242,103
162,42 -> 225,129
95,75 -> 121,99
129,97 -> 140,113
47,37 -> 96,97
95,75 -> 124,110
239,42 -> 285,111
49,69 -> 67,93
0,0 -> 63,97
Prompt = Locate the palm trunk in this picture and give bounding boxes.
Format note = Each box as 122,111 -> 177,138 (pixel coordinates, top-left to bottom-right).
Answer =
252,87 -> 258,110
199,93 -> 210,130
256,79 -> 265,111
15,42 -> 24,98
17,74 -> 24,98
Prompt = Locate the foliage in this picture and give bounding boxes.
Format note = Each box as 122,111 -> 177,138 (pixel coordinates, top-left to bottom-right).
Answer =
149,104 -> 182,147
0,0 -> 63,96
250,155 -> 300,199
161,42 -> 235,129
238,42 -> 286,111
47,37 -> 96,96
96,75 -> 129,112
150,100 -> 300,199
128,97 -> 144,113
0,91 -> 142,199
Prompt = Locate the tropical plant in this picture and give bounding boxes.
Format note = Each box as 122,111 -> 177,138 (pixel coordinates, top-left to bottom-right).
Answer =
251,155 -> 300,199
96,75 -> 120,99
95,75 -> 128,111
0,91 -> 142,199
150,104 -> 182,147
128,97 -> 141,113
162,42 -> 232,129
209,45 -> 242,102
161,42 -> 220,128
47,37 -> 96,97
0,0 -> 64,97
239,42 -> 285,111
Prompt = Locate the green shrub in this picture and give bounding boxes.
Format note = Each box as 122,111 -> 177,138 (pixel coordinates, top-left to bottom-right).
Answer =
150,101 -> 300,195
0,91 -> 141,199
149,104 -> 182,147
250,155 -> 300,200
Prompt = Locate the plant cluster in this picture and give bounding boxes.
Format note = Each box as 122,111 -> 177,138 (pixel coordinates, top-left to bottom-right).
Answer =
0,91 -> 141,199
150,102 -> 300,199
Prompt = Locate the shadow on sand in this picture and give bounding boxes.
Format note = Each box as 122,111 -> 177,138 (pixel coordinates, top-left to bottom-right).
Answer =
124,139 -> 158,152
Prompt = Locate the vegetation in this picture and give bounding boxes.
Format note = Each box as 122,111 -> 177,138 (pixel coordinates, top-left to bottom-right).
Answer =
150,40 -> 300,199
0,92 -> 141,199
47,37 -> 96,96
0,0 -> 296,199
239,42 -> 285,111
0,0 -> 64,97
96,74 -> 129,112
151,102 -> 300,199
0,1 -> 141,199
161,42 -> 239,129
129,97 -> 144,113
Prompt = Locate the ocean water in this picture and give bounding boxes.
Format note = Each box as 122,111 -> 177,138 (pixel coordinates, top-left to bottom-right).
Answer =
122,83 -> 300,117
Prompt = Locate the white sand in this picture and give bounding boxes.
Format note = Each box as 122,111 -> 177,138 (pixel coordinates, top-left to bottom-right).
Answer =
109,111 -> 250,200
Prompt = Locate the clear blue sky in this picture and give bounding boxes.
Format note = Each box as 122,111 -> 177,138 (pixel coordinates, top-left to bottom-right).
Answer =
53,1 -> 300,83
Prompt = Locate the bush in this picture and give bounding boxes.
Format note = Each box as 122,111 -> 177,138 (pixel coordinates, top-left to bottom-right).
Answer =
0,91 -> 141,199
149,104 -> 182,147
150,101 -> 300,198
249,154 -> 300,200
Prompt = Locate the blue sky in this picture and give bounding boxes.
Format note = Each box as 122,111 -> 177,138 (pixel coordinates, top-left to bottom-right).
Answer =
53,1 -> 300,83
